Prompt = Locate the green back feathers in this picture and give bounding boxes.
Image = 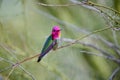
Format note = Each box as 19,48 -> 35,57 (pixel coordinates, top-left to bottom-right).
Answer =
41,35 -> 53,53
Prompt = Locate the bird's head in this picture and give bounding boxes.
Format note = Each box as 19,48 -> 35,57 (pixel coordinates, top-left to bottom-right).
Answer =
51,26 -> 61,40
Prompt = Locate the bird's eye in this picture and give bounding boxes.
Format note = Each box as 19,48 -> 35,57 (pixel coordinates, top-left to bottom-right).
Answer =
53,30 -> 56,32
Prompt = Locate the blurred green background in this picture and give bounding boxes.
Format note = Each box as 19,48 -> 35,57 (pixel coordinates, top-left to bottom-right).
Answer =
0,0 -> 120,80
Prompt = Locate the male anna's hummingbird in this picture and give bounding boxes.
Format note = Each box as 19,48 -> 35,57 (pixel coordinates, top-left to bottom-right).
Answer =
37,26 -> 61,62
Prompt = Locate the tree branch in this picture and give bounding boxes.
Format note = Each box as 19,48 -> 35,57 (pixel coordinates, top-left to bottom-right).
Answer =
61,38 -> 120,65
109,67 -> 120,80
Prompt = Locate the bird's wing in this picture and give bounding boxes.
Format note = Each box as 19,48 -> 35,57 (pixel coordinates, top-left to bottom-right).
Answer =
37,38 -> 57,62
40,40 -> 56,58
41,35 -> 53,53
37,35 -> 53,62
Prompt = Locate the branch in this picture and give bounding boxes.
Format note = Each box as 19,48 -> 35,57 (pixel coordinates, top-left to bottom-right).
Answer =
12,54 -> 39,68
87,1 -> 120,14
79,51 -> 118,62
0,43 -> 36,80
79,50 -> 120,80
5,67 -> 15,80
58,26 -> 113,50
70,0 -> 120,30
19,66 -> 36,80
36,0 -> 120,30
61,38 -> 120,65
37,2 -> 76,7
99,37 -> 120,56
0,57 -> 14,73
109,67 -> 120,80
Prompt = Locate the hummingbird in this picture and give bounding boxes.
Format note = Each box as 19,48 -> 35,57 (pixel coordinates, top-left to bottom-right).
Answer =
37,26 -> 61,62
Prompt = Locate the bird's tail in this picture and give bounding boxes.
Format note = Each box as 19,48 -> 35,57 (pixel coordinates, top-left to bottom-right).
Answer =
37,56 -> 42,62
37,54 -> 44,62
37,52 -> 47,62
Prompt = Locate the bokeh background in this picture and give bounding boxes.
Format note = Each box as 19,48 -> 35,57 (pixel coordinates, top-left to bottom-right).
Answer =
0,0 -> 120,80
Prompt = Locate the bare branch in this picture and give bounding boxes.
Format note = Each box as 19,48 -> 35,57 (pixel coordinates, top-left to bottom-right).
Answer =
109,67 -> 120,80
99,36 -> 120,56
0,66 -> 12,73
0,57 -> 15,73
5,67 -> 15,80
37,2 -> 76,7
79,51 -> 117,62
36,0 -> 120,31
19,66 -> 36,80
70,0 -> 120,30
80,51 -> 107,57
0,43 -> 36,80
0,57 -> 14,65
58,26 -> 113,51
12,54 -> 39,68
70,0 -> 100,12
61,38 -> 120,64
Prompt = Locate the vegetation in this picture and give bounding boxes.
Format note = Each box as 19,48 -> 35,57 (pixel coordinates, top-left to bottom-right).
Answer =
0,0 -> 120,80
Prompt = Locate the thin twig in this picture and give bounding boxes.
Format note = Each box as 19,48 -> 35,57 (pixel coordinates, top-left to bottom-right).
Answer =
0,43 -> 36,79
99,37 -> 120,56
0,57 -> 36,79
79,51 -> 114,60
36,0 -> 120,31
0,57 -> 14,65
62,38 -> 120,64
109,67 -> 120,80
5,67 -> 15,80
12,54 -> 39,67
19,66 -> 36,80
79,51 -> 120,64
70,0 -> 120,30
87,1 -> 120,14
70,0 -> 100,12
58,26 -> 113,49
0,66 -> 12,73
0,57 -> 14,73
80,51 -> 106,57
36,0 -> 120,15
37,2 -> 76,7
112,30 -> 118,46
